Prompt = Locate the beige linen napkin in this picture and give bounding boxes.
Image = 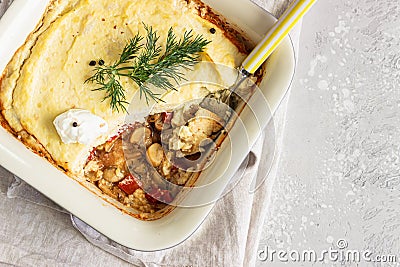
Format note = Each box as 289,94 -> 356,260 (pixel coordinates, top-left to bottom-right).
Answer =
0,0 -> 300,266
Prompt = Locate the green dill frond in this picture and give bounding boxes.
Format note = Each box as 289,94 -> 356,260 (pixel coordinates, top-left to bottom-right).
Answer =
85,23 -> 211,112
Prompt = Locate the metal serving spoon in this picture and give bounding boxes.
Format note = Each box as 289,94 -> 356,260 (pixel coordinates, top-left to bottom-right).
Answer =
130,0 -> 317,121
207,0 -> 317,106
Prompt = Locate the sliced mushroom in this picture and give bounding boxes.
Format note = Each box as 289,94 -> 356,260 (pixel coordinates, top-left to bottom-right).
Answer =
129,127 -> 152,147
147,113 -> 161,123
154,115 -> 164,131
188,108 -> 224,136
102,167 -> 125,183
84,160 -> 103,182
147,143 -> 164,167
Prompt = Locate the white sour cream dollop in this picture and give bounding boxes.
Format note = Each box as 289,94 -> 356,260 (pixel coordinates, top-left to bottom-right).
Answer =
53,109 -> 108,145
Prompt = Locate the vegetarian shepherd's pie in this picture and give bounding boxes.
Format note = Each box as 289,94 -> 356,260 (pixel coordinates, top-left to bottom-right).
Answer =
0,0 -> 262,220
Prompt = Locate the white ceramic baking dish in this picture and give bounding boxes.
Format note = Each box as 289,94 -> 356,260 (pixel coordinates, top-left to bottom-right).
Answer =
0,0 -> 295,250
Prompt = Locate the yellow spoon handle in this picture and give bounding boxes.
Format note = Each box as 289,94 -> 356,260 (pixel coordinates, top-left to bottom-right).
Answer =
241,0 -> 317,75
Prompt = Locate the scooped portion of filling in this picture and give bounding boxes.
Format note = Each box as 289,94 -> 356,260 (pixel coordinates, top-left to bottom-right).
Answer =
84,99 -> 230,214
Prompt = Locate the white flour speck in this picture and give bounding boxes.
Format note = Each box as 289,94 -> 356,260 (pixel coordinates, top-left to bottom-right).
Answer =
335,20 -> 350,34
343,100 -> 355,112
308,55 -> 328,77
342,88 -> 351,98
318,80 -> 329,90
308,59 -> 318,77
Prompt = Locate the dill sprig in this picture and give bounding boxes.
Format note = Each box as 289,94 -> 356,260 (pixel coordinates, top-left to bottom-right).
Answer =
85,24 -> 211,112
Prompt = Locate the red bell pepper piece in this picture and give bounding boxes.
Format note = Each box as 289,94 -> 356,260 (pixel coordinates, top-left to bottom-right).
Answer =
145,188 -> 174,204
118,174 -> 140,195
162,112 -> 173,124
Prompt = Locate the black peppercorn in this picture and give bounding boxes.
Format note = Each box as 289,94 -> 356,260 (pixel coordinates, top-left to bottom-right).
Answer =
89,60 -> 96,66
210,28 -> 216,34
98,59 -> 105,66
72,122 -> 78,127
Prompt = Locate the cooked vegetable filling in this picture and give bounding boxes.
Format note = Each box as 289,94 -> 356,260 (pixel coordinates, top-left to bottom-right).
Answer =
84,98 -> 229,213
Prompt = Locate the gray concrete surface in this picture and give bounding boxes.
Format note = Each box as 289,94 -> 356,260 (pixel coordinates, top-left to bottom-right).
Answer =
258,0 -> 400,266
